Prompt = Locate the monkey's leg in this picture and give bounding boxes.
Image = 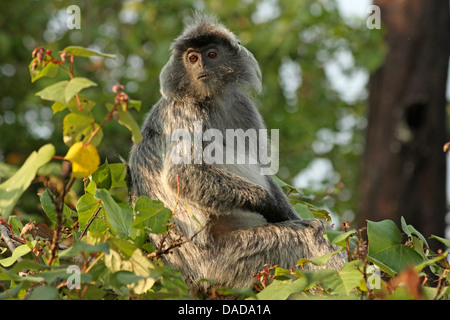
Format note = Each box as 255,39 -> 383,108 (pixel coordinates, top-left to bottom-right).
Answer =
198,219 -> 347,289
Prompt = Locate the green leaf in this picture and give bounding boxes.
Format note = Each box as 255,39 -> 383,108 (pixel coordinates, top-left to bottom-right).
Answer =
128,99 -> 142,111
146,208 -> 172,234
51,101 -> 67,114
59,240 -> 110,258
8,216 -> 24,236
62,112 -> 102,147
133,196 -> 172,234
63,46 -> 116,59
35,78 -> 97,105
63,112 -> 92,145
301,269 -> 338,291
29,59 -> 59,83
293,203 -> 315,219
76,193 -> 107,233
410,236 -> 427,259
39,267 -> 92,286
132,196 -> 165,226
0,282 -> 26,300
414,251 -> 448,273
94,189 -> 134,238
271,175 -> 300,195
51,95 -> 96,115
401,216 -> 429,248
92,162 -> 112,190
291,200 -> 331,221
367,220 -> 424,275
323,260 -> 363,295
27,285 -> 59,300
69,95 -> 96,112
400,216 -> 412,238
40,188 -> 74,228
35,80 -> 69,103
108,237 -> 138,258
430,235 -> 450,248
0,244 -> 32,267
256,269 -> 342,300
64,77 -> 97,104
0,264 -> 44,283
253,277 -> 308,300
0,144 -> 55,217
109,270 -> 147,287
272,267 -> 294,280
8,260 -> 50,274
104,238 -> 158,294
326,229 -> 356,247
106,103 -> 143,145
67,285 -> 106,300
109,163 -> 127,188
297,248 -> 345,267
368,219 -> 402,252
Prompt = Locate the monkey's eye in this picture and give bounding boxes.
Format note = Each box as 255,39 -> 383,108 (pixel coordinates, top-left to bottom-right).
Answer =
207,51 -> 218,59
188,54 -> 198,63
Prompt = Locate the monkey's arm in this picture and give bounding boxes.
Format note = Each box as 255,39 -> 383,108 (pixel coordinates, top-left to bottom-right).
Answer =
164,163 -> 297,222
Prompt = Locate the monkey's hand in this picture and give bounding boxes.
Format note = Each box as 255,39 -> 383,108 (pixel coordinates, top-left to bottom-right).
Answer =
164,163 -> 296,222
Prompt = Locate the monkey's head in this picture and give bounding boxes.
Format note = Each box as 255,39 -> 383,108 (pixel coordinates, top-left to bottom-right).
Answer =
160,13 -> 262,101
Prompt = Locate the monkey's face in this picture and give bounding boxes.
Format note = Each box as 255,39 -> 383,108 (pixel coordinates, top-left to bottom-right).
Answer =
159,19 -> 262,101
182,43 -> 233,99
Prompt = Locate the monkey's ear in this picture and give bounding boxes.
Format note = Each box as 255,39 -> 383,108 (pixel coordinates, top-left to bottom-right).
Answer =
159,60 -> 171,99
235,47 -> 262,95
159,58 -> 181,100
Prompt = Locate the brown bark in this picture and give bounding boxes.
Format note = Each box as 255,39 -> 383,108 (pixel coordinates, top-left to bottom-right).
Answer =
359,0 -> 450,240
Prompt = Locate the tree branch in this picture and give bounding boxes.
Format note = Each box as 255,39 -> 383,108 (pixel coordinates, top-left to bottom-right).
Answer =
0,224 -> 23,262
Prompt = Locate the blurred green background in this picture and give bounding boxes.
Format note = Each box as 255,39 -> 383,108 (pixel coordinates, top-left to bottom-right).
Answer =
0,0 -> 386,224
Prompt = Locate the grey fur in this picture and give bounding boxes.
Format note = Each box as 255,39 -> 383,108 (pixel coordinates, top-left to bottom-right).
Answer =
128,13 -> 346,292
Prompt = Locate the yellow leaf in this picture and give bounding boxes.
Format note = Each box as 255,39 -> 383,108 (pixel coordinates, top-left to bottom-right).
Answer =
64,142 -> 100,178
443,142 -> 450,153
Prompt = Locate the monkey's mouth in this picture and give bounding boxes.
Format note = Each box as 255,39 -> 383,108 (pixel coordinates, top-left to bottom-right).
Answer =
197,73 -> 209,80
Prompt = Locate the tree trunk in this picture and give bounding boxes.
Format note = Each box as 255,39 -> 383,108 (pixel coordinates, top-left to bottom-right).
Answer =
359,0 -> 450,241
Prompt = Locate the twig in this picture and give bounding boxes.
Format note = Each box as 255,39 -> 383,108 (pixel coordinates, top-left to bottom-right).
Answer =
85,102 -> 117,145
342,221 -> 353,261
85,252 -> 105,273
0,225 -> 21,262
74,94 -> 83,111
432,251 -> 449,300
147,221 -> 209,260
79,205 -> 102,240
52,156 -> 71,162
65,177 -> 76,194
6,223 -> 25,244
47,176 -> 70,265
86,83 -> 128,145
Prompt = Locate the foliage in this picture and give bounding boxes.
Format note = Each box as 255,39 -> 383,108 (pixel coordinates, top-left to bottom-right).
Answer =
0,2 -> 448,300
0,42 -> 448,300
251,217 -> 450,300
254,183 -> 450,300
0,0 -> 386,224
0,46 -> 186,300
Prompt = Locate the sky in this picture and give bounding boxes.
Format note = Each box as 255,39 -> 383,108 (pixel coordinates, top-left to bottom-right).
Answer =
335,0 -> 450,101
295,0 -> 372,192
336,0 -> 372,19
